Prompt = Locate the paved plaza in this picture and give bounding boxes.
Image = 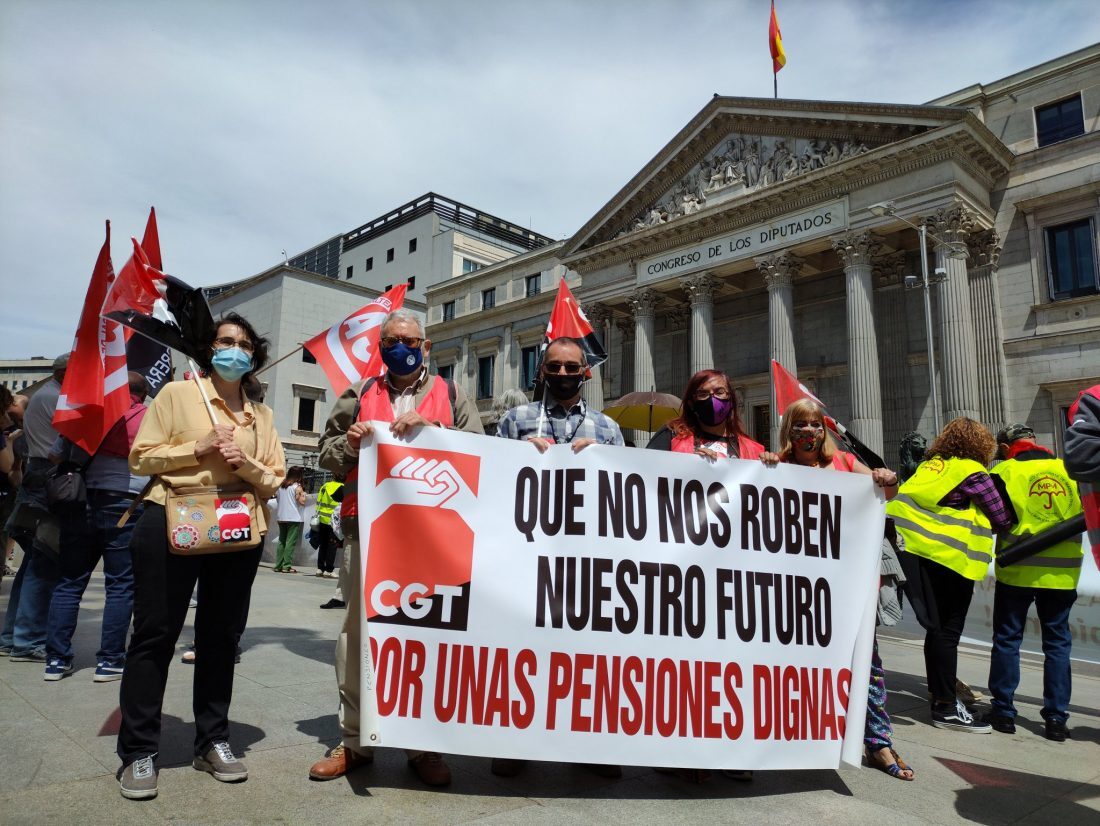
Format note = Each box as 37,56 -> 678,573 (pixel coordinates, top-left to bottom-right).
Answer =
1,561 -> 1098,825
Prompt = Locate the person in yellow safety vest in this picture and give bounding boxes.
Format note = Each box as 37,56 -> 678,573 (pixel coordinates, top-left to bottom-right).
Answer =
313,479 -> 343,578
982,424 -> 1084,742
886,417 -> 1014,734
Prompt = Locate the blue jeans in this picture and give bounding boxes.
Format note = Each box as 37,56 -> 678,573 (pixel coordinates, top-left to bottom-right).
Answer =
0,551 -> 29,649
46,492 -> 138,665
7,543 -> 60,655
988,581 -> 1076,723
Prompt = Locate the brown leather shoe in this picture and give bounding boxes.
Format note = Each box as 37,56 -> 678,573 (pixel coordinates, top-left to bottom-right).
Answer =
409,752 -> 451,787
308,745 -> 373,780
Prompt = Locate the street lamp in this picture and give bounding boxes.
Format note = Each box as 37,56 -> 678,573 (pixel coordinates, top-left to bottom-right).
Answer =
867,202 -> 965,435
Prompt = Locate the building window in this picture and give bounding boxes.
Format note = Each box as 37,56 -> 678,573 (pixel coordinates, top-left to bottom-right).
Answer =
752,404 -> 771,451
462,257 -> 482,274
482,287 -> 496,310
365,257 -> 373,271
1036,94 -> 1084,147
386,248 -> 395,263
437,364 -> 455,382
1046,218 -> 1098,300
345,265 -> 353,280
408,276 -> 415,289
302,349 -> 317,364
442,301 -> 455,322
409,238 -> 417,254
477,355 -> 495,400
297,397 -> 317,432
521,345 -> 540,390
526,273 -> 541,297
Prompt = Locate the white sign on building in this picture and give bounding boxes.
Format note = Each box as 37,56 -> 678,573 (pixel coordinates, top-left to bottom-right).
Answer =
637,199 -> 849,283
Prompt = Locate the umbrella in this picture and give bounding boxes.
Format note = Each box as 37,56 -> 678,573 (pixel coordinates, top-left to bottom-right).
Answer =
602,391 -> 682,432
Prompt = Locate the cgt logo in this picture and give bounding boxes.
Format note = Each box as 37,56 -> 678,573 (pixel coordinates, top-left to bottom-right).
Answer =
365,444 -> 481,631
216,496 -> 252,543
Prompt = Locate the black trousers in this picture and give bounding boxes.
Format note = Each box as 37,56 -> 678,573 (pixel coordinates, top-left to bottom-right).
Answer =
316,523 -> 338,573
907,554 -> 975,705
116,504 -> 262,763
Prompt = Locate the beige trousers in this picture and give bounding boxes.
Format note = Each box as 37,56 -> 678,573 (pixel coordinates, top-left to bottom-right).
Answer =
334,537 -> 421,758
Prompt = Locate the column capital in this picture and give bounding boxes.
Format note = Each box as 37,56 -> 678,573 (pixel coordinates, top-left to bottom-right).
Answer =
872,249 -> 906,288
680,273 -> 719,305
923,202 -> 976,256
664,305 -> 690,329
615,316 -> 635,340
831,231 -> 880,268
755,251 -> 803,290
966,229 -> 1002,271
581,301 -> 611,328
629,288 -> 660,319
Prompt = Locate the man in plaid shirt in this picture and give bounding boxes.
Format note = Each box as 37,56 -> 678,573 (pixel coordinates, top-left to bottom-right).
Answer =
496,338 -> 624,451
492,337 -> 623,779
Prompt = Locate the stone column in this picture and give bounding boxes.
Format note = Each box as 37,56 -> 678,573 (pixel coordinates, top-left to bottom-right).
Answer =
756,251 -> 802,440
629,289 -> 659,393
926,204 -> 981,424
615,317 -> 635,398
581,302 -> 610,410
629,289 -> 659,441
967,231 -> 1008,432
501,323 -> 515,393
872,250 -> 912,455
681,273 -> 718,374
459,335 -> 472,399
832,231 -> 884,457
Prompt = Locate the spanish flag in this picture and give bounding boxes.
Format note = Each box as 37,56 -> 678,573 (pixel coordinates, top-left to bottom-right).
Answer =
769,0 -> 786,74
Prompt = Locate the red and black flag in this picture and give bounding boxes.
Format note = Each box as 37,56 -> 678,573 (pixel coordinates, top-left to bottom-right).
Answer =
124,207 -> 175,396
102,237 -> 215,363
539,279 -> 607,370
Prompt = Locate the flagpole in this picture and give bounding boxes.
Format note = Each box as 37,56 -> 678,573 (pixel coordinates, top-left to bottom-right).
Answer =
186,358 -> 220,426
254,344 -> 304,376
774,74 -> 777,99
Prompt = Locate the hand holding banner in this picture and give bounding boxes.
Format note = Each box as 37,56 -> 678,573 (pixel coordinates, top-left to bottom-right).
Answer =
357,428 -> 882,770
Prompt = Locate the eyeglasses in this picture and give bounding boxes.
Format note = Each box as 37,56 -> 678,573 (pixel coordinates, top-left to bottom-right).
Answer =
692,388 -> 731,401
213,337 -> 255,353
543,361 -> 585,375
380,336 -> 423,349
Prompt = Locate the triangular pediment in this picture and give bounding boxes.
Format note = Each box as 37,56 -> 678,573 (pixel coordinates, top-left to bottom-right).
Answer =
563,97 -> 1010,266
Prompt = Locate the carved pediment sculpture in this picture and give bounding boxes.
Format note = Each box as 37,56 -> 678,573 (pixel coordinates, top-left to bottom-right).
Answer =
620,133 -> 874,237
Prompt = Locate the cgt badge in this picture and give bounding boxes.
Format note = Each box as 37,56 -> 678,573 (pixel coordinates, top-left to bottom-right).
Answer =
215,495 -> 253,543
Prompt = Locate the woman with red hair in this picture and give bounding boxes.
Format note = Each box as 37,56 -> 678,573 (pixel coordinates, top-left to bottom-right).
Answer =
647,369 -> 765,460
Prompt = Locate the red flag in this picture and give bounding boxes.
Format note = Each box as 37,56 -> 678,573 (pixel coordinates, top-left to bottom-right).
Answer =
542,280 -> 607,369
141,206 -> 162,270
771,359 -> 886,467
303,284 -> 409,394
53,221 -> 132,453
769,1 -> 787,74
772,358 -> 825,415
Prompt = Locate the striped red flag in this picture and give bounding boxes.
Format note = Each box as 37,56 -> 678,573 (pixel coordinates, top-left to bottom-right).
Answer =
303,284 -> 408,394
769,0 -> 786,74
53,221 -> 132,453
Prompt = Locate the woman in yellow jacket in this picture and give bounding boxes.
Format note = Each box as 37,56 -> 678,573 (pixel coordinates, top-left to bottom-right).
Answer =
886,418 -> 1012,733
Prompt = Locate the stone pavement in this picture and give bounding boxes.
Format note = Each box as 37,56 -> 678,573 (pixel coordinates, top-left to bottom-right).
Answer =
1,563 -> 1098,825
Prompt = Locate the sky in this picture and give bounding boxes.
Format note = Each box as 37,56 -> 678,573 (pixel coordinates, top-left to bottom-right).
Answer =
2,0 -> 1098,358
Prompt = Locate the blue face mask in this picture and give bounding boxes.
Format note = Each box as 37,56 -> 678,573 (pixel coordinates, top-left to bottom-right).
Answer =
211,347 -> 253,382
381,342 -> 423,376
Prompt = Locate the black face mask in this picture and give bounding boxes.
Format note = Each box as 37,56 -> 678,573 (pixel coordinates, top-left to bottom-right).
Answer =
544,373 -> 584,400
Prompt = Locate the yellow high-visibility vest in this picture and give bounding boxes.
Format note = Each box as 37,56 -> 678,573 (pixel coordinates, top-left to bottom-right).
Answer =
991,457 -> 1084,590
886,456 -> 994,581
315,481 -> 343,525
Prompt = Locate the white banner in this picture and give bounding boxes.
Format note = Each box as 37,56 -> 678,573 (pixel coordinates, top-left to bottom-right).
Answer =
358,427 -> 884,770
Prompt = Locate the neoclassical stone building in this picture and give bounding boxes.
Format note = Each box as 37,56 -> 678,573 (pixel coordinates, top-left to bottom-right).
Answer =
429,45 -> 1099,453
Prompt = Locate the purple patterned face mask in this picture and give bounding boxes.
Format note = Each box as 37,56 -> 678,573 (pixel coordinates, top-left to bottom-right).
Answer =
691,395 -> 734,427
